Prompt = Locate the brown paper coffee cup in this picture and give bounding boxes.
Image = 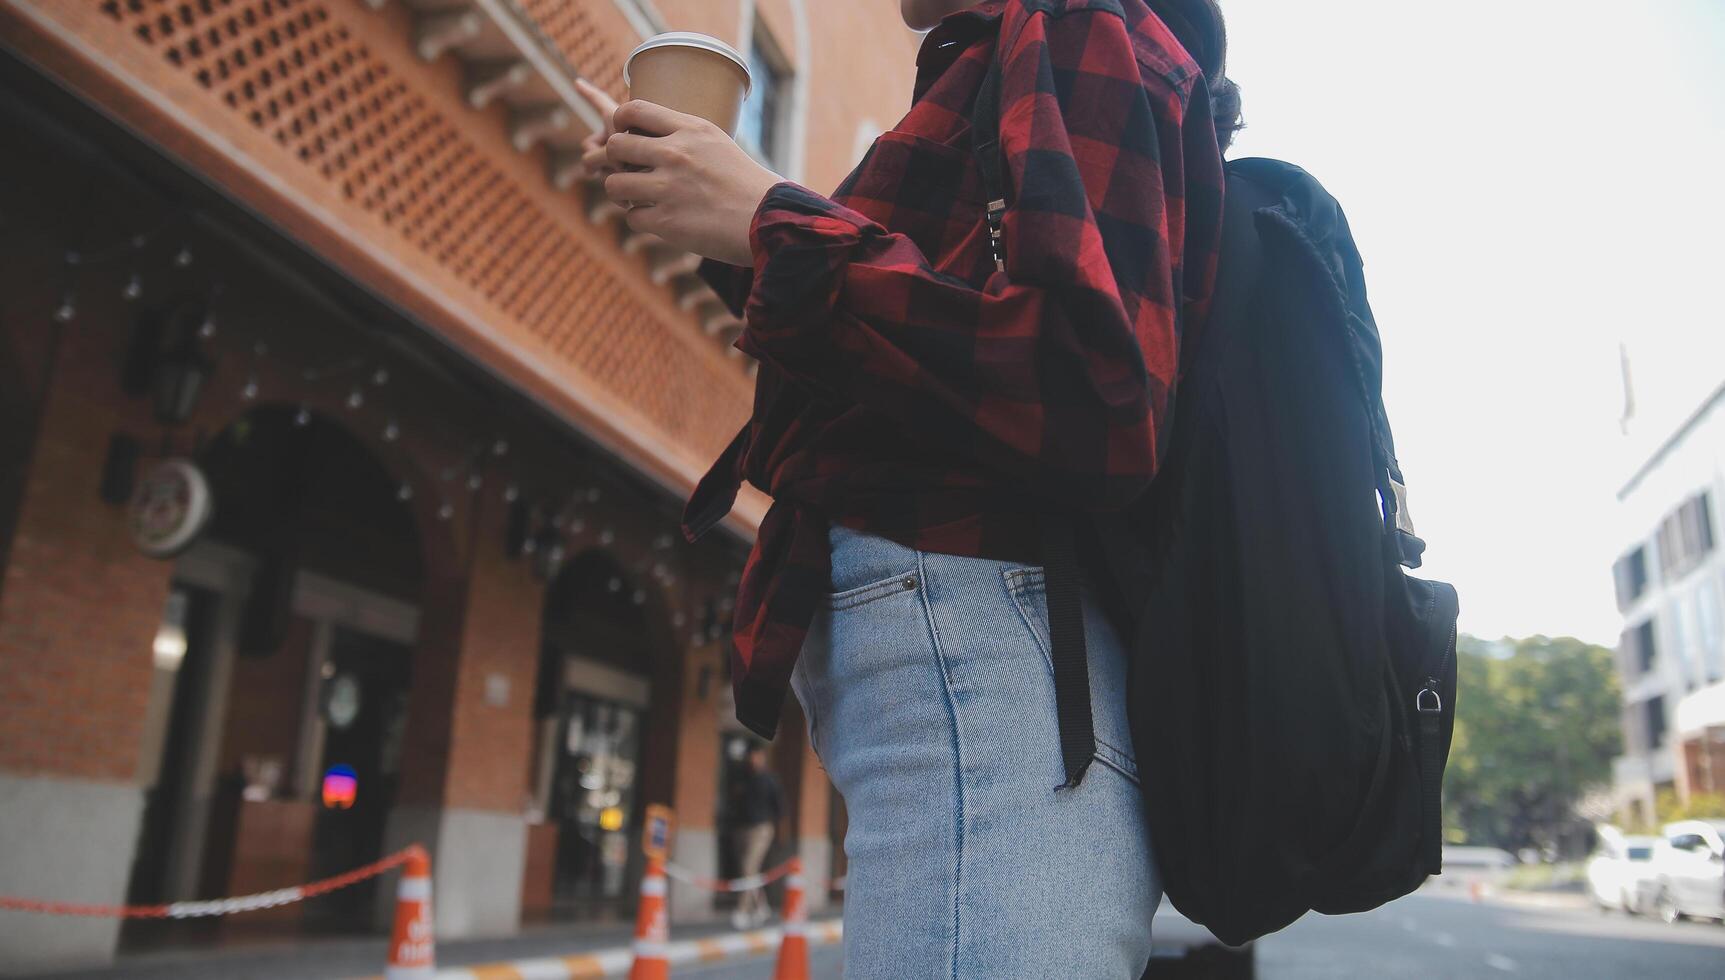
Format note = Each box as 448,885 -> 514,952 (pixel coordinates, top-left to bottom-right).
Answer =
623,32 -> 753,137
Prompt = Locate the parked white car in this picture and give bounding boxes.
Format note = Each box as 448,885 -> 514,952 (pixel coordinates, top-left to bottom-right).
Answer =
1586,834 -> 1659,914
1646,820 -> 1725,924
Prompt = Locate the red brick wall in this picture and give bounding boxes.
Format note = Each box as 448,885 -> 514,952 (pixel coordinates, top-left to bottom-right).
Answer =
0,301 -> 174,782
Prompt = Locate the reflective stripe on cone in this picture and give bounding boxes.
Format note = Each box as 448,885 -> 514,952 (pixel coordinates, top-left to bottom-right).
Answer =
773,857 -> 809,980
629,857 -> 670,980
385,845 -> 435,979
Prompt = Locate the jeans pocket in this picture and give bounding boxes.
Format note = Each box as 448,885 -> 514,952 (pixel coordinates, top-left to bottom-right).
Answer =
1002,567 -> 1053,674
1002,566 -> 1140,786
826,569 -> 922,611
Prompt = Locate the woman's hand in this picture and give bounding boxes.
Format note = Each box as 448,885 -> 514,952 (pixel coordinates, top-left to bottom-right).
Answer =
601,100 -> 784,268
572,78 -> 622,181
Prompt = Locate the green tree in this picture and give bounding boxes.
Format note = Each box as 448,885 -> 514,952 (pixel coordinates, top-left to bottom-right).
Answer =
1443,635 -> 1622,858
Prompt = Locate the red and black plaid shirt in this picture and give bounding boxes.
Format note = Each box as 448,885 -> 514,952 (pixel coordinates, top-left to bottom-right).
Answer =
683,0 -> 1226,739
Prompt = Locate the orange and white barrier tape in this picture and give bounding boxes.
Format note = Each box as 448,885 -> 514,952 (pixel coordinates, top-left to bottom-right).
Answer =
657,860 -> 845,897
658,856 -> 799,894
431,922 -> 845,979
0,847 -> 422,919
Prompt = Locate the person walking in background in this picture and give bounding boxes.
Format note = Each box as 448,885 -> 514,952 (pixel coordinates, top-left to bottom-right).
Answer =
578,0 -> 1236,974
727,744 -> 782,929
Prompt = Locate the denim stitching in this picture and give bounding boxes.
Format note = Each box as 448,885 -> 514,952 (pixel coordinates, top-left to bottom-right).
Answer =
826,569 -> 921,611
917,550 -> 965,980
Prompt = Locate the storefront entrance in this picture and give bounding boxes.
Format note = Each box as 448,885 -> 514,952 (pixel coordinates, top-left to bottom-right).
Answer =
121,409 -> 424,944
527,551 -> 658,921
548,690 -> 643,905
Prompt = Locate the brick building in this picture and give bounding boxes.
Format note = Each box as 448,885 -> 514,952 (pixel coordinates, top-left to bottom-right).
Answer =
0,0 -> 920,970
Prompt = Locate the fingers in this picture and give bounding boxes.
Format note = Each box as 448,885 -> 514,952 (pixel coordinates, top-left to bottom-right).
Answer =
574,77 -> 621,122
621,203 -> 664,235
604,132 -> 676,170
612,99 -> 708,138
603,170 -> 666,206
580,143 -> 612,180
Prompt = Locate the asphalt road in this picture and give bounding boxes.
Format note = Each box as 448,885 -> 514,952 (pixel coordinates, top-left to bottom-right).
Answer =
670,891 -> 1725,980
17,889 -> 1725,978
1254,890 -> 1725,980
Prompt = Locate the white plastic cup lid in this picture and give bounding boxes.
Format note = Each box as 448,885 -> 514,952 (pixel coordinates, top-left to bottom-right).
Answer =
623,31 -> 753,97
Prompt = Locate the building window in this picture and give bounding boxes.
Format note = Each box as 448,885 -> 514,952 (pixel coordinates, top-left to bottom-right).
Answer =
1657,492 -> 1715,581
1625,619 -> 1658,677
1644,694 -> 1666,749
1614,546 -> 1649,610
735,24 -> 790,168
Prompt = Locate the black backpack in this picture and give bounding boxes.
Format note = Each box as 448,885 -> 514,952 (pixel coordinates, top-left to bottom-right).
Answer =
971,49 -> 1462,948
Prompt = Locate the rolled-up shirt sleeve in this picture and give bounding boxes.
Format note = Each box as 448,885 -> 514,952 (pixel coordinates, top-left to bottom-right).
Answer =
731,6 -> 1223,511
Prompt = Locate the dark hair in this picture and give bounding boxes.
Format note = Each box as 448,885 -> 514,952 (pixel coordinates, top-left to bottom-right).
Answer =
1148,0 -> 1243,151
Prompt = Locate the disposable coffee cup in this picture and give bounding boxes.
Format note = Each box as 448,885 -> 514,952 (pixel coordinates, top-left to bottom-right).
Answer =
623,32 -> 753,137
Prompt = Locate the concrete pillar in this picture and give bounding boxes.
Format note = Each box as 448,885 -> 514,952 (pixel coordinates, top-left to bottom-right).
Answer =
666,640 -> 724,923
384,486 -> 541,939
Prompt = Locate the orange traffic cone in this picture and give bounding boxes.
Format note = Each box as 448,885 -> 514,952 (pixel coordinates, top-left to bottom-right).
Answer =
385,845 -> 435,979
773,857 -> 809,980
629,857 -> 670,980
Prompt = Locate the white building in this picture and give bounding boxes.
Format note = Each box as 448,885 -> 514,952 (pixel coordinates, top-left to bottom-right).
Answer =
1611,380 -> 1725,824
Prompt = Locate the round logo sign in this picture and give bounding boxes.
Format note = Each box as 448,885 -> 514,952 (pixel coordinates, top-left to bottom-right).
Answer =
128,458 -> 213,559
325,673 -> 362,730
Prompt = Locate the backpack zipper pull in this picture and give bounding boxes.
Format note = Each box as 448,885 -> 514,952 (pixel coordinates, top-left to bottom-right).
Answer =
986,199 -> 1007,272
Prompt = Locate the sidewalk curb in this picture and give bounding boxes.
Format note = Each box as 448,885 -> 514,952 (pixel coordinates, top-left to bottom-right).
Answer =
397,919 -> 843,979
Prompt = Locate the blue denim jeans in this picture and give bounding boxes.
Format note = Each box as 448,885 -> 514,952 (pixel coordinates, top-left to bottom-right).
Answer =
789,524 -> 1159,978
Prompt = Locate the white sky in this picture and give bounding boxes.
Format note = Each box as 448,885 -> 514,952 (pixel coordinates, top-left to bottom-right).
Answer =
1219,0 -> 1725,644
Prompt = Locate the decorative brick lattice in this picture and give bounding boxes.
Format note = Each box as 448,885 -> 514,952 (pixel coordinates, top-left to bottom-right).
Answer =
96,0 -> 747,452
515,0 -> 632,99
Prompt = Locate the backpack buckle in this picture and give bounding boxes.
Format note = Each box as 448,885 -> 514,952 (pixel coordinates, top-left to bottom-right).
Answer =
1389,477 -> 1416,537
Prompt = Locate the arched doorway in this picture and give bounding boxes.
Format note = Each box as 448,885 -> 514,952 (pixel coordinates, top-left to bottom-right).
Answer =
124,406 -> 425,941
527,550 -> 659,921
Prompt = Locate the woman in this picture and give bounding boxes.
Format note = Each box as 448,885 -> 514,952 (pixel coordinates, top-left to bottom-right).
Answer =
578,1 -> 1239,974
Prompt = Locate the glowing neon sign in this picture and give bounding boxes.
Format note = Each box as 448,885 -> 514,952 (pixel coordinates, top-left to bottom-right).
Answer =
322,764 -> 358,810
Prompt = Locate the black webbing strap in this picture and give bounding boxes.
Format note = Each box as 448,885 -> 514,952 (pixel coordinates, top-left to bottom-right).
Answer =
968,27 -> 1094,789
971,38 -> 1008,273
1040,515 -> 1095,789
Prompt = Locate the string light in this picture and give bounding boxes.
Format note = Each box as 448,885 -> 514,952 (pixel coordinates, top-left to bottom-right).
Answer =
607,577 -> 622,593
53,290 -> 76,323
241,375 -> 259,401
371,366 -> 390,386
174,246 -> 194,268
492,438 -> 509,457
438,502 -> 454,521
568,517 -> 586,534
197,315 -> 217,340
631,589 -> 647,605
397,483 -> 414,502
585,486 -> 601,503
295,405 -> 312,427
673,610 -> 687,628
503,484 -> 520,503
345,387 -> 364,410
382,419 -> 400,442
467,473 -> 483,491
121,273 -> 143,301
598,527 -> 615,546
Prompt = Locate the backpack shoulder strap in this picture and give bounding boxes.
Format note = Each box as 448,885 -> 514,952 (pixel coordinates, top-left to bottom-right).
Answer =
970,38 -> 1009,271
